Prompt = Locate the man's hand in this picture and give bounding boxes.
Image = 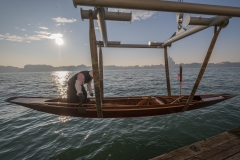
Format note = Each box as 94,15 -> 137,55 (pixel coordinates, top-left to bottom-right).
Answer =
90,93 -> 94,97
78,93 -> 85,102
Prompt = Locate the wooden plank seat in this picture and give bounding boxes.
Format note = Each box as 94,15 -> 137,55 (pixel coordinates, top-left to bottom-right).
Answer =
151,97 -> 165,105
136,97 -> 165,106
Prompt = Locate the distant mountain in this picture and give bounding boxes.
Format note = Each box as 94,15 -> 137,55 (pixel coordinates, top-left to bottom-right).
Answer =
179,61 -> 240,68
0,64 -> 91,73
0,66 -> 22,73
1,60 -> 240,73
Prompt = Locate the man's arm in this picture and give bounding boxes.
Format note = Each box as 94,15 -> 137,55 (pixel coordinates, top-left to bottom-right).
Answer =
87,79 -> 93,96
75,80 -> 82,95
75,73 -> 84,95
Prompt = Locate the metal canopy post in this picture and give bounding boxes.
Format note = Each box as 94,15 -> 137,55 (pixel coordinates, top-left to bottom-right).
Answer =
182,25 -> 224,112
164,46 -> 171,96
89,10 -> 103,118
99,45 -> 104,98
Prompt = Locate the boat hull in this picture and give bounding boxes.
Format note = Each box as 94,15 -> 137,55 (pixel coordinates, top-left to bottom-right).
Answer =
6,94 -> 235,118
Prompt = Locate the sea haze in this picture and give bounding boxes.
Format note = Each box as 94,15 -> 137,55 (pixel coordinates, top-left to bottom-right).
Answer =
0,68 -> 240,160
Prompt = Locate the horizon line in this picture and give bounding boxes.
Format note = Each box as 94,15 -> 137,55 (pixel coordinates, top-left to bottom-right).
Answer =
1,60 -> 240,68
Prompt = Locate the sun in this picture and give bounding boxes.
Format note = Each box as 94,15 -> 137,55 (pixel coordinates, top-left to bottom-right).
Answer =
55,37 -> 64,46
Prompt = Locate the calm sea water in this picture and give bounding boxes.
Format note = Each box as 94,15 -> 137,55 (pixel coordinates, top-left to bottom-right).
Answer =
0,68 -> 240,160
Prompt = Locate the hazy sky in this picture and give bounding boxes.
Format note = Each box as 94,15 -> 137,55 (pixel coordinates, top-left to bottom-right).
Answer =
0,0 -> 240,68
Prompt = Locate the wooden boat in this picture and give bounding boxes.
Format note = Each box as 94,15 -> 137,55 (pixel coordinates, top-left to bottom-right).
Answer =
5,2 -> 238,118
6,94 -> 235,118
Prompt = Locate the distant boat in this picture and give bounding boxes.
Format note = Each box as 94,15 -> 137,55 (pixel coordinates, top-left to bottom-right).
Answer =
6,94 -> 235,118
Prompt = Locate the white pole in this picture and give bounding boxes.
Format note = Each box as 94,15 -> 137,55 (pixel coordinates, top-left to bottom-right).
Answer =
163,16 -> 230,46
73,0 -> 240,17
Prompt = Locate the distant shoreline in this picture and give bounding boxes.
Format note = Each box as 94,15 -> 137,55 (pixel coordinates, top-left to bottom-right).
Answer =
1,62 -> 240,73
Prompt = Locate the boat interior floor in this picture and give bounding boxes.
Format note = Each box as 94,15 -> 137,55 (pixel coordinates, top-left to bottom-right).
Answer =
44,95 -> 227,107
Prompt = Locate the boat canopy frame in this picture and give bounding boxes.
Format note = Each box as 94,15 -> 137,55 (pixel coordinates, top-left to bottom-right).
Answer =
72,0 -> 238,118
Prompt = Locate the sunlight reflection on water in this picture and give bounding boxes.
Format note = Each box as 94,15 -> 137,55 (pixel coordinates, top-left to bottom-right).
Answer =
58,116 -> 71,123
84,133 -> 90,140
51,71 -> 71,98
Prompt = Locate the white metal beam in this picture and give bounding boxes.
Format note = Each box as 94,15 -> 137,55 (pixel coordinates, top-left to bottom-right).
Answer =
81,9 -> 131,21
73,0 -> 240,17
163,16 -> 231,46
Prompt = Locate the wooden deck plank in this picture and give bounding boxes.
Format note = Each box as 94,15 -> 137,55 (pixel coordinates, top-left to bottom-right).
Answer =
225,152 -> 240,160
151,127 -> 240,160
188,139 -> 240,160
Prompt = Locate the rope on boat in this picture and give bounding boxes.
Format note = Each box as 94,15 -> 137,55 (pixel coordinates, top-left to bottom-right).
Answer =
182,24 -> 224,112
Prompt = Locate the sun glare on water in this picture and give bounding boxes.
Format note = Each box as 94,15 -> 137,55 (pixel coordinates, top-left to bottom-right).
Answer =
51,71 -> 70,98
55,37 -> 64,46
